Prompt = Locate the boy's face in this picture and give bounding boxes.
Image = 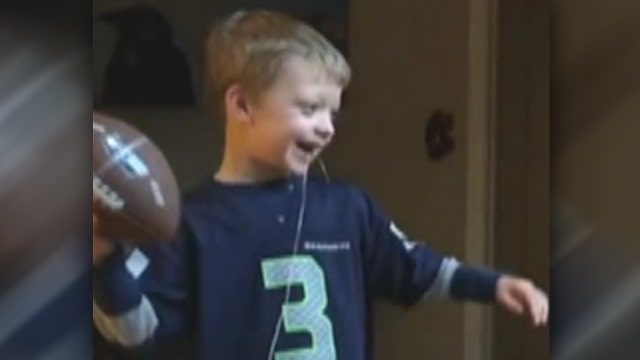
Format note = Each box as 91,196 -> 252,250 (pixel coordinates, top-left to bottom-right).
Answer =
243,57 -> 342,176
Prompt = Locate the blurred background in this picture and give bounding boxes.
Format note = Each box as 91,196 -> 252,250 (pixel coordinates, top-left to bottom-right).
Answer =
551,0 -> 640,359
0,1 -> 92,358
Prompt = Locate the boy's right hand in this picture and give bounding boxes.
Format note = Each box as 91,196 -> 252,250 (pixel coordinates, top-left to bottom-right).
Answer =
93,200 -> 115,266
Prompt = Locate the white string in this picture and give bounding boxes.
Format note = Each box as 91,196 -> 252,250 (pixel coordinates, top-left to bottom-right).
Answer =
266,171 -> 308,360
318,157 -> 330,182
266,158 -> 332,359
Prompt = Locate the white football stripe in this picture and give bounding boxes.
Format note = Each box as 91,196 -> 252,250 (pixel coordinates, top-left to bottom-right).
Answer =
95,136 -> 149,176
149,179 -> 166,208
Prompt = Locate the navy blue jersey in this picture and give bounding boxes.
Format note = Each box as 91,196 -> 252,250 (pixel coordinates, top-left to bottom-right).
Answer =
94,176 -> 500,359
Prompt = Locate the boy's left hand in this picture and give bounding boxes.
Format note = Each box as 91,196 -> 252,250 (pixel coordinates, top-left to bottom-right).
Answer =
496,275 -> 548,327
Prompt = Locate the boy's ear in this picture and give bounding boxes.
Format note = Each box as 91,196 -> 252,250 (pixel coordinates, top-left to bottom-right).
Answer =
225,84 -> 252,123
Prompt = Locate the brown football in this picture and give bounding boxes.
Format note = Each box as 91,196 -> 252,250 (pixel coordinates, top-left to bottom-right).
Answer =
93,112 -> 180,243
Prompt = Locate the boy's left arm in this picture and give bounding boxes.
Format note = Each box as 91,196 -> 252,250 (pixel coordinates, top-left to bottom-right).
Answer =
359,190 -> 548,328
447,261 -> 549,327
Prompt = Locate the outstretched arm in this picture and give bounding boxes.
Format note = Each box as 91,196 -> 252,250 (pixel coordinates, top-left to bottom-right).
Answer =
359,189 -> 548,328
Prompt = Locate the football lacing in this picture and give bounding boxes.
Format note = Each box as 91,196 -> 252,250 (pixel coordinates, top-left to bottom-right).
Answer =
93,175 -> 125,211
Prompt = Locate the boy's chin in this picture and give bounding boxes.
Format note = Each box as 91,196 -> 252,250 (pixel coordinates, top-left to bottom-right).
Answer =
286,161 -> 311,176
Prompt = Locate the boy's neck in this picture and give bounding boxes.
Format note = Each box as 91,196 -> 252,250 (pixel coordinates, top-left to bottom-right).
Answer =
214,148 -> 290,184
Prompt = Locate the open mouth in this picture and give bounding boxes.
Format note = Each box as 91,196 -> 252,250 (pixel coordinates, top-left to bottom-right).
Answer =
295,140 -> 319,156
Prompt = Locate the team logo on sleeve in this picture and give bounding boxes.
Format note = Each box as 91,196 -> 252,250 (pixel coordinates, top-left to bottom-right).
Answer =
389,221 -> 417,251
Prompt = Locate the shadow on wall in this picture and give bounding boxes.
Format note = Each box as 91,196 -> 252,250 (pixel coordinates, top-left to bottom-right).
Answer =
97,4 -> 195,107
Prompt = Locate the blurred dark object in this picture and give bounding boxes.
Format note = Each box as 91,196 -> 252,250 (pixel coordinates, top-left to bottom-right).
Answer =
425,109 -> 455,161
99,4 -> 195,106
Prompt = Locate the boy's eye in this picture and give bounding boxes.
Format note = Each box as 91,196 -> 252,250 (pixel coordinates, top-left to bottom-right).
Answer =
298,102 -> 320,115
330,110 -> 340,122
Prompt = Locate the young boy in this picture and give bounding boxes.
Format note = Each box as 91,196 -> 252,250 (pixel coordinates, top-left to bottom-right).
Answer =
93,10 -> 548,359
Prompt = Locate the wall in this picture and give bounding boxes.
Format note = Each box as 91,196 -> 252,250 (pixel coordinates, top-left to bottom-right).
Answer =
492,1 -> 550,360
335,0 -> 471,358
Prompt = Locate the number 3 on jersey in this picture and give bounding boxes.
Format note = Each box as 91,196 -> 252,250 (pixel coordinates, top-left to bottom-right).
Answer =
261,255 -> 336,360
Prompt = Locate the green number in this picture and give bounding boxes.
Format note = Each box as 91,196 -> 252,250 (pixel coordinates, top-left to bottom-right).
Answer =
261,256 -> 336,360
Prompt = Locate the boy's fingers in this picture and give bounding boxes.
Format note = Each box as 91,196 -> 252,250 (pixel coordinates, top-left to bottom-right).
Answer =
539,290 -> 549,326
502,292 -> 524,315
528,289 -> 548,327
523,293 -> 537,324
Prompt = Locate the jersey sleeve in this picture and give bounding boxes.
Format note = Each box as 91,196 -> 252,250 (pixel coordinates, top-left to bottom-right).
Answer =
358,189 -> 501,306
92,220 -> 196,358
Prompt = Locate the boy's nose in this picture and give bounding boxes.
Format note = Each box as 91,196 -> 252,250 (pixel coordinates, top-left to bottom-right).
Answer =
315,112 -> 335,141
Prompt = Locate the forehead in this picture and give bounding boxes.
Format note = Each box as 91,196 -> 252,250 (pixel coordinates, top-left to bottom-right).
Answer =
270,56 -> 343,98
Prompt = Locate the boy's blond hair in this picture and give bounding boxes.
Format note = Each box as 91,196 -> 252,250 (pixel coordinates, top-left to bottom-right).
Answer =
205,10 -> 351,114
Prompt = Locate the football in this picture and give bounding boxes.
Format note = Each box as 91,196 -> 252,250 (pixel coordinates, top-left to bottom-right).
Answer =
93,112 -> 180,243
